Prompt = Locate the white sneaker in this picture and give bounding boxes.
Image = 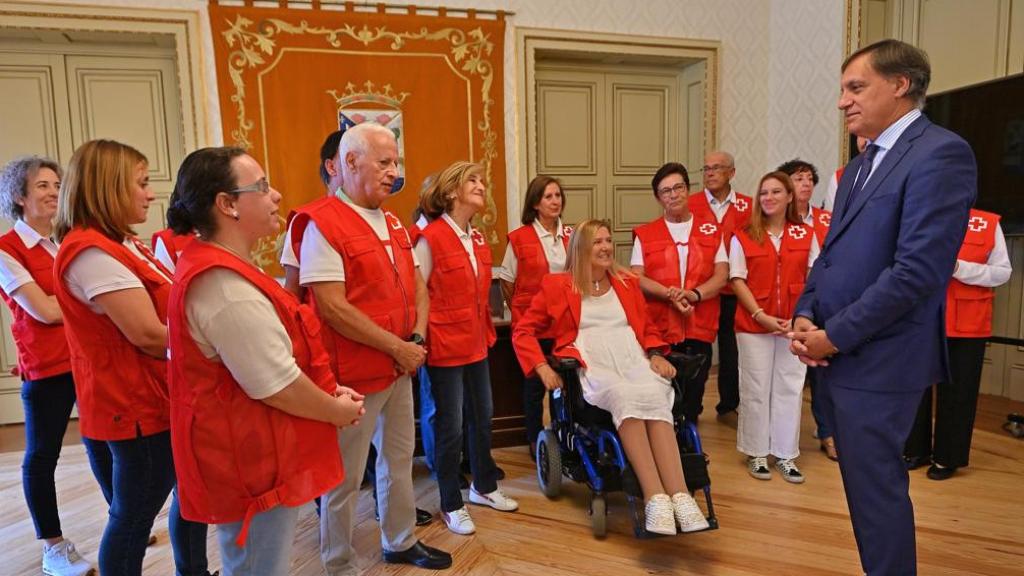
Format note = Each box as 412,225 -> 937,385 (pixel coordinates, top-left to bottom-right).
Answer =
670,492 -> 710,533
442,506 -> 476,535
748,456 -> 771,480
644,494 -> 676,535
775,458 -> 805,484
42,540 -> 94,576
468,485 -> 519,512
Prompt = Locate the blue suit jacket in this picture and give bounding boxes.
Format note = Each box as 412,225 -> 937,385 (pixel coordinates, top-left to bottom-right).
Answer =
795,115 -> 976,392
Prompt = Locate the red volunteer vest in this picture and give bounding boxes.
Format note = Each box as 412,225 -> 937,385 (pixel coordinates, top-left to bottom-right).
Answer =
168,241 -> 343,545
506,222 -> 571,331
0,230 -> 71,380
422,218 -> 496,367
946,209 -> 999,338
151,228 -> 194,266
809,207 -> 832,246
733,223 -> 814,334
291,197 -> 417,394
688,191 -> 752,295
633,216 -> 722,344
54,228 -> 172,440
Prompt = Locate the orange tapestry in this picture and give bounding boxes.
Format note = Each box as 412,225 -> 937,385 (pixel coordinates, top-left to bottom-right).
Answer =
208,2 -> 507,272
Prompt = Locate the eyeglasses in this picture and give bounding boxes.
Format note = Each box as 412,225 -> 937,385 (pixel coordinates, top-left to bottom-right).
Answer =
701,164 -> 732,173
228,178 -> 270,194
657,183 -> 688,197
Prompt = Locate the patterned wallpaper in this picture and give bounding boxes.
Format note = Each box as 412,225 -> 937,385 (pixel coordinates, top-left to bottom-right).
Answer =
44,0 -> 846,216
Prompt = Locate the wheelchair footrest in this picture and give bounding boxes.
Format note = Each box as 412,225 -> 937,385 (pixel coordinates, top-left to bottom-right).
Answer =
682,452 -> 711,492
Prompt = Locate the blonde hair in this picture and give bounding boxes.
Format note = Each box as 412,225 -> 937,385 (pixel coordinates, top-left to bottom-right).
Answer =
565,219 -> 633,296
55,140 -> 148,242
743,171 -> 802,244
420,161 -> 484,220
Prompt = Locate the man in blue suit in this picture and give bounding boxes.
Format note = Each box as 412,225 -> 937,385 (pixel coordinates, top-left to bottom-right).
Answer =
790,39 -> 976,575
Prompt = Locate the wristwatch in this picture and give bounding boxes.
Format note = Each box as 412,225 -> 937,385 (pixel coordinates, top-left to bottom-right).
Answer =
407,333 -> 425,346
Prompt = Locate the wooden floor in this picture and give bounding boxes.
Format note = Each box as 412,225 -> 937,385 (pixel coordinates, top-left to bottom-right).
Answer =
2,379 -> 1023,575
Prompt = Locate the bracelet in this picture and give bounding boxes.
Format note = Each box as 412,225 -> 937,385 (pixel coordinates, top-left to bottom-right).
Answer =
647,349 -> 666,360
751,308 -> 765,319
692,288 -> 702,302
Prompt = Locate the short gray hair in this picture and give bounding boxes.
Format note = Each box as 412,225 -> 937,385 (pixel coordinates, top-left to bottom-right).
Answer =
0,156 -> 62,223
843,39 -> 931,108
338,122 -> 397,169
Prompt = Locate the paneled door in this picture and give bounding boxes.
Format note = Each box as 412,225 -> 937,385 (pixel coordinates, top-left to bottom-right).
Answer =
0,47 -> 185,423
536,62 -> 702,263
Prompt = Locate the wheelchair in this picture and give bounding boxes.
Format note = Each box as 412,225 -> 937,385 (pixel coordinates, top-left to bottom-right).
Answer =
535,352 -> 718,538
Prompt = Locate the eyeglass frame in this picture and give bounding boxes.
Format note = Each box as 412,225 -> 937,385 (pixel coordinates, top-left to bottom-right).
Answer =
227,177 -> 270,195
656,182 -> 688,198
701,164 -> 733,174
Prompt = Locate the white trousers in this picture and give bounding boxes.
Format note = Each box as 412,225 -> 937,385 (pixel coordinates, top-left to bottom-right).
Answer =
736,333 -> 806,460
320,375 -> 417,576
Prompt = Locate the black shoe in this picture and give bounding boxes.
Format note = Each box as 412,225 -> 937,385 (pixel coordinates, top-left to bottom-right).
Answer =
495,466 -> 506,481
926,463 -> 956,480
382,541 -> 452,569
903,455 -> 930,470
415,507 -> 433,526
458,473 -> 469,490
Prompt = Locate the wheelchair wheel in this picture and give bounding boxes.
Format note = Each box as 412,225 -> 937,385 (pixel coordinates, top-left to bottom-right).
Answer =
590,494 -> 607,538
536,429 -> 561,498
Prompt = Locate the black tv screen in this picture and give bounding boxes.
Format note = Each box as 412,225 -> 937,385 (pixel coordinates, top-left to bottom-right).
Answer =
925,73 -> 1024,235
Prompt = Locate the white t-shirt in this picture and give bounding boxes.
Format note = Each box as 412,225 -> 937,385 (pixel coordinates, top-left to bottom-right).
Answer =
0,220 -> 58,295
184,266 -> 300,400
496,219 -> 567,282
415,213 -> 480,282
630,218 -> 728,282
298,198 -> 418,285
63,238 -> 172,314
728,230 -> 820,280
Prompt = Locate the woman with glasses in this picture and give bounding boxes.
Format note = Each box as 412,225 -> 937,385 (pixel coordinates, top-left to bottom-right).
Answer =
0,156 -> 95,575
513,219 -> 710,535
497,175 -> 571,459
729,171 -> 819,484
631,162 -> 728,425
165,147 -> 364,573
52,139 -> 211,576
416,161 -> 518,536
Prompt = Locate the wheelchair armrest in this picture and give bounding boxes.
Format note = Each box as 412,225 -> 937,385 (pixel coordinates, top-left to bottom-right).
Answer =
666,351 -> 707,383
546,355 -> 581,372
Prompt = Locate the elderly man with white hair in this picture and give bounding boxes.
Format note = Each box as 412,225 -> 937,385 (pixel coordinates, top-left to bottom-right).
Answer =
291,122 -> 452,574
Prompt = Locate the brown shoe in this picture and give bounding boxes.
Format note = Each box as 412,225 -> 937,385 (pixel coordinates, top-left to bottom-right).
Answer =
820,437 -> 838,461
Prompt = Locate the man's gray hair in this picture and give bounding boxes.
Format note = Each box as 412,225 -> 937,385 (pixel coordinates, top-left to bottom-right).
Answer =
843,39 -> 931,108
0,156 -> 62,223
338,122 -> 396,168
706,150 -> 735,167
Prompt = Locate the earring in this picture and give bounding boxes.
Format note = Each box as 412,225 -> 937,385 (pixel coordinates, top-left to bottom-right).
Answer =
231,211 -> 239,221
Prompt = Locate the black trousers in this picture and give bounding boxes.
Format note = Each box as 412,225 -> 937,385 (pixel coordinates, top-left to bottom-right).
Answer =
671,339 -> 713,424
904,337 -> 986,468
523,339 -> 555,446
715,294 -> 740,413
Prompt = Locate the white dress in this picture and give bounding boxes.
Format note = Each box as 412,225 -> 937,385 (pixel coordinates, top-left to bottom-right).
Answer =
574,289 -> 674,428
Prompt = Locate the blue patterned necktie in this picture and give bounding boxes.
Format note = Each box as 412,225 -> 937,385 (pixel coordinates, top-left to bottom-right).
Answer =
846,143 -> 880,209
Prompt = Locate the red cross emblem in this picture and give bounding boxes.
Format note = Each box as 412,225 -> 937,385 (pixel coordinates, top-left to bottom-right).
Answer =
818,212 -> 831,227
562,225 -> 573,237
968,216 -> 988,233
385,212 -> 404,230
471,229 -> 486,246
699,222 -> 718,235
734,198 -> 749,212
787,225 -> 807,240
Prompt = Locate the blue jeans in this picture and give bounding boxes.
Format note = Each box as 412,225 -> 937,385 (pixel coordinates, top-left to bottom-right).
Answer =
417,365 -> 436,471
84,430 -> 210,576
218,504 -> 300,576
428,359 -> 498,513
522,339 -> 554,446
20,372 -> 77,539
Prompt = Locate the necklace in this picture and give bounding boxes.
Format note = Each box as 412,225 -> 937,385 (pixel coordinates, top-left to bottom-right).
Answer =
592,275 -> 608,295
210,239 -> 254,265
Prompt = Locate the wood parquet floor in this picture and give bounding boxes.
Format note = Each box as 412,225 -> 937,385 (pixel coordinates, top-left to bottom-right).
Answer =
2,381 -> 1023,575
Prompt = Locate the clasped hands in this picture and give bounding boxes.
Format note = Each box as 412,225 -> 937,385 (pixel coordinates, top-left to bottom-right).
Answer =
333,385 -> 366,428
665,286 -> 696,316
787,316 -> 838,367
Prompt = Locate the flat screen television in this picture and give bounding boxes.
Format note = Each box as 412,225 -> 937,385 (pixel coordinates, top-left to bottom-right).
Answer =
924,73 -> 1024,235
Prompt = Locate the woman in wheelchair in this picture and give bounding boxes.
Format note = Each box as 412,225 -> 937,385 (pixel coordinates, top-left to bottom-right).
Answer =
513,219 -> 710,535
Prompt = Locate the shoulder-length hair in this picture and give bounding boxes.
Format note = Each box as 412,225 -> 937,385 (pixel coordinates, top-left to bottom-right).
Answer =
420,161 -> 484,220
520,175 -> 564,225
743,171 -> 802,244
55,139 -> 148,242
565,218 -> 633,296
0,156 -> 62,223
